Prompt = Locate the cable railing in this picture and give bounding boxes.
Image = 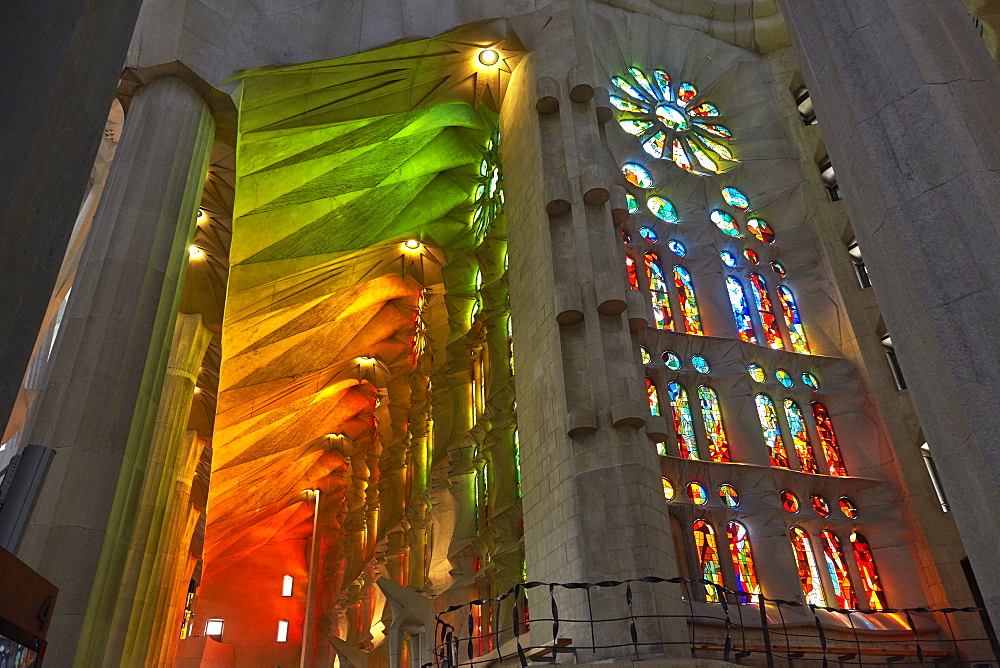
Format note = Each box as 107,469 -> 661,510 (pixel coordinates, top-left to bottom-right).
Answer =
430,577 -> 998,668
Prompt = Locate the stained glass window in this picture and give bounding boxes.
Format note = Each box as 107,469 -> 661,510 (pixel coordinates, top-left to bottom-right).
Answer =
821,531 -> 858,610
646,377 -> 660,416
610,95 -> 645,113
851,532 -> 887,610
699,385 -> 730,463
693,520 -> 724,603
656,442 -> 669,456
777,286 -> 809,354
781,490 -> 800,513
628,67 -> 658,98
639,226 -> 657,242
667,240 -> 686,256
647,196 -> 678,222
839,497 -> 858,519
687,482 -> 708,505
802,372 -> 819,390
771,261 -> 786,277
645,253 -> 674,330
672,138 -> 693,172
693,121 -> 732,138
749,274 -> 784,350
727,522 -> 761,601
653,70 -> 672,100
626,192 -> 639,213
663,350 -> 682,370
811,495 -> 830,517
640,346 -> 651,364
620,120 -> 655,136
776,369 -> 793,387
711,210 -> 741,237
784,400 -> 819,474
688,139 -> 721,173
747,218 -> 775,244
790,527 -> 827,606
722,187 -> 750,210
662,477 -> 675,501
726,277 -> 757,344
643,131 -> 667,159
668,382 -> 700,459
623,163 -> 653,188
756,394 -> 789,467
678,82 -> 698,103
673,266 -> 703,335
719,484 -> 739,507
743,248 -> 759,264
690,102 -> 719,117
720,251 -> 738,268
747,363 -> 765,383
626,254 -> 639,290
691,355 -> 710,374
612,75 -> 648,101
698,135 -> 734,161
812,402 -> 847,476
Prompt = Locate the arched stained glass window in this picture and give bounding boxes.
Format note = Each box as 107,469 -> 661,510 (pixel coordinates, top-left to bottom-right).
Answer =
783,399 -> 819,474
790,527 -> 826,606
726,277 -> 757,344
673,266 -> 703,335
812,403 -> 847,476
667,382 -> 700,460
646,377 -> 660,416
749,274 -> 784,350
693,520 -> 724,603
727,522 -> 761,601
645,253 -> 674,330
755,394 -> 789,468
777,286 -> 810,354
698,386 -> 730,462
821,531 -> 858,610
626,255 -> 639,289
851,532 -> 887,610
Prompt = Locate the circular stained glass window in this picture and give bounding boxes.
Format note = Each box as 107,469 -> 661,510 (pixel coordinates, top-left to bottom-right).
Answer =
667,239 -> 686,256
780,490 -> 800,513
647,196 -> 678,222
626,192 -> 639,213
720,250 -> 738,268
687,482 -> 709,505
639,226 -> 658,242
743,248 -> 759,264
771,261 -> 786,277
663,351 -> 682,370
747,218 -> 775,244
811,495 -> 830,517
640,346 -> 651,364
747,363 -> 765,383
839,497 -> 858,519
711,210 -> 741,237
801,372 -> 819,390
776,369 -> 793,387
721,187 -> 750,211
719,484 -> 740,508
622,162 -> 653,188
691,355 -> 710,374
662,477 -> 675,501
622,230 -> 631,244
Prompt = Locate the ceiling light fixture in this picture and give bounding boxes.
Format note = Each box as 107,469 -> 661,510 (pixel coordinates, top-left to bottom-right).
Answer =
478,49 -> 500,66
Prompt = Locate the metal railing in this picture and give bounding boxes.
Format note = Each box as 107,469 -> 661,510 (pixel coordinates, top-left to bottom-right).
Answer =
431,577 -> 998,668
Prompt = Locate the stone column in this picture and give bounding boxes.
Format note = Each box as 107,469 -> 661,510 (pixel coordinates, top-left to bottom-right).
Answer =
14,76 -> 215,665
777,0 -> 1000,634
107,312 -> 211,664
0,0 -> 144,430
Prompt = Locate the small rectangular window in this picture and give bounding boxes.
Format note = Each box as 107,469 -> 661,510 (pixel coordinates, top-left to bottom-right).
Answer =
881,335 -> 907,390
205,619 -> 224,637
921,443 -> 950,512
847,241 -> 872,289
282,575 -> 293,597
277,619 -> 289,643
793,85 -> 817,125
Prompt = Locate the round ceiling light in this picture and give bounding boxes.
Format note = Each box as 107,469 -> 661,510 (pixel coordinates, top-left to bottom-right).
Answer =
478,49 -> 500,66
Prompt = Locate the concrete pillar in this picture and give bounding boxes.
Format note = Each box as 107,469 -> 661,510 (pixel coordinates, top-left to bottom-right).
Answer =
777,0 -> 1000,634
14,76 -> 215,665
0,0 -> 144,431
108,312 -> 211,664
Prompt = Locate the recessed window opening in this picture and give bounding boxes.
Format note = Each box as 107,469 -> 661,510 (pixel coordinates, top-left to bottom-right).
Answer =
921,443 -> 950,512
282,575 -> 293,597
277,619 -> 289,642
881,334 -> 907,390
793,85 -> 817,125
846,238 -> 872,289
205,619 -> 224,638
818,155 -> 840,202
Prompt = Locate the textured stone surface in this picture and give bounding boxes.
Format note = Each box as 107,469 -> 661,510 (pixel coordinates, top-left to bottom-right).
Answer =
14,76 -> 214,665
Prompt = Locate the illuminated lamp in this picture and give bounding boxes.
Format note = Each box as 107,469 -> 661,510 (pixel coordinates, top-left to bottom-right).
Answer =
403,239 -> 422,251
478,49 -> 500,66
196,208 -> 208,223
357,356 -> 377,364
188,245 -> 204,259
